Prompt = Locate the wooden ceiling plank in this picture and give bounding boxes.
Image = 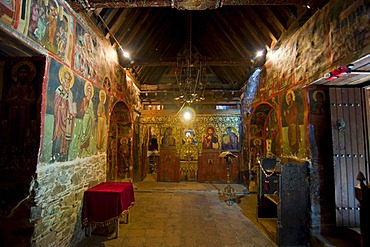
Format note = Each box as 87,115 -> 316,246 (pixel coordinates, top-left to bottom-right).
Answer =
275,5 -> 297,28
213,11 -> 247,58
242,7 -> 278,43
115,9 -> 145,47
236,12 -> 270,51
259,6 -> 287,35
107,9 -> 131,38
195,21 -> 233,62
223,8 -> 263,57
103,8 -> 121,27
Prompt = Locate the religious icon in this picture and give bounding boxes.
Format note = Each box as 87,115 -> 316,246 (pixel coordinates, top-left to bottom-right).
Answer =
51,66 -> 77,162
202,126 -> 219,150
221,126 -> 238,150
283,90 -> 300,156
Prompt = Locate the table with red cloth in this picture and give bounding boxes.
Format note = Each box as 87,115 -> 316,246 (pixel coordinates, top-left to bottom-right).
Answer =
82,182 -> 135,237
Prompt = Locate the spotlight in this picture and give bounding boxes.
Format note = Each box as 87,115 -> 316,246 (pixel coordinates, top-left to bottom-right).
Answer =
123,51 -> 130,58
180,106 -> 195,123
256,50 -> 264,57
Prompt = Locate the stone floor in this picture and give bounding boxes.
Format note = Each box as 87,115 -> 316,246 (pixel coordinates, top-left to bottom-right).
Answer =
76,175 -> 277,247
76,174 -> 362,247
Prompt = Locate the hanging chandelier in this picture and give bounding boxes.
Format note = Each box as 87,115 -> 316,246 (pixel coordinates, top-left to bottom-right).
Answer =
174,13 -> 206,104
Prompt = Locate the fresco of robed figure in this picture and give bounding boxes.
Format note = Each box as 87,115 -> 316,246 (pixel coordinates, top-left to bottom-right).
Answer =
282,90 -> 305,157
221,126 -> 239,151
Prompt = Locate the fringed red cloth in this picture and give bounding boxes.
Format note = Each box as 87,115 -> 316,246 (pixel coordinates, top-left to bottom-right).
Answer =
82,182 -> 135,228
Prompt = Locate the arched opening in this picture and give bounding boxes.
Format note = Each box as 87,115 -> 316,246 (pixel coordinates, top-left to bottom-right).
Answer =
107,101 -> 132,181
249,102 -> 278,168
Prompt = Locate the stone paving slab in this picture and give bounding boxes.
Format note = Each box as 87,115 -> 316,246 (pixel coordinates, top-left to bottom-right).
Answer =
76,181 -> 276,247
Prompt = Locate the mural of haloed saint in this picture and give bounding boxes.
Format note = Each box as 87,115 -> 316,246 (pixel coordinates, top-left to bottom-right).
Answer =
202,126 -> 220,150
49,65 -> 77,162
282,90 -> 305,157
3,61 -> 38,147
221,126 -> 239,151
44,58 -> 109,163
96,90 -> 107,152
0,60 -> 43,173
77,81 -> 95,157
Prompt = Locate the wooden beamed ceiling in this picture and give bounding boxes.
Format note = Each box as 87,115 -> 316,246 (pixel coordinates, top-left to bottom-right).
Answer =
67,0 -> 328,104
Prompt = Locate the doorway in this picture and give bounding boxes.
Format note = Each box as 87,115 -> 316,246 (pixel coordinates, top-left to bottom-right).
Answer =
0,29 -> 45,246
329,87 -> 368,228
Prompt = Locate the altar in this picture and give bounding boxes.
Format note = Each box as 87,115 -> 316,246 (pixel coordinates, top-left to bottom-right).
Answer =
82,182 -> 135,238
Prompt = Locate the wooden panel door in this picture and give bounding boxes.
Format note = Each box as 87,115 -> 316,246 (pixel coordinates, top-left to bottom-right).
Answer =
329,88 -> 365,227
198,150 -> 222,182
158,147 -> 180,182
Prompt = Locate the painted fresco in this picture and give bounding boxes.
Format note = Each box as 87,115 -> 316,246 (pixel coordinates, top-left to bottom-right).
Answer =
0,0 -> 16,25
221,126 -> 239,151
281,89 -> 305,157
126,75 -> 142,119
309,88 -> 329,151
115,65 -> 127,94
42,58 -> 109,163
27,0 -> 74,64
118,134 -> 130,178
248,102 -> 278,165
96,90 -> 107,152
202,126 -> 220,150
263,42 -> 295,94
328,0 -> 370,64
265,109 -> 279,156
113,101 -> 131,124
294,10 -> 327,84
0,59 -> 44,170
97,45 -> 117,91
141,114 -> 240,157
74,23 -> 98,81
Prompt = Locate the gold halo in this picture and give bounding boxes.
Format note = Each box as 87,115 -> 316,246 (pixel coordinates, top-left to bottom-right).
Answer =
253,138 -> 262,146
99,90 -> 106,103
206,126 -> 215,134
120,137 -> 128,144
11,61 -> 36,82
313,90 -> 325,102
58,66 -> 75,88
285,90 -> 295,104
104,75 -> 111,85
84,81 -> 94,97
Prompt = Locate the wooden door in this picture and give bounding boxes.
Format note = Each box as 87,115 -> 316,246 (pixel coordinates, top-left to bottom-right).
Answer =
329,88 -> 366,227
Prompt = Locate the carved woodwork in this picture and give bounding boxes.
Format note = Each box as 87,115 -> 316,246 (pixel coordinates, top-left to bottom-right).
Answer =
198,150 -> 222,182
157,147 -> 180,182
198,150 -> 240,183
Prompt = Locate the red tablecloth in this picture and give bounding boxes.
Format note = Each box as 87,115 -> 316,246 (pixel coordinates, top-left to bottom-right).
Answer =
82,182 -> 135,227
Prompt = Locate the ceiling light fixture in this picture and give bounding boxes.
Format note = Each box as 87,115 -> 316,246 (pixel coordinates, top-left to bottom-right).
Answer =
180,106 -> 196,123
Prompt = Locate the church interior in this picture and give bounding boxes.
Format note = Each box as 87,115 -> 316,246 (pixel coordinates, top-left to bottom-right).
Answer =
0,0 -> 370,246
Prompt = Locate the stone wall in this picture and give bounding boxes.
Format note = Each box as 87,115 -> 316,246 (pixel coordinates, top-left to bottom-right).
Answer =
32,155 -> 106,246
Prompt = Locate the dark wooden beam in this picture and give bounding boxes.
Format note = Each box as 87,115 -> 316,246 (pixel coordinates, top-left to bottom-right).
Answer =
67,0 -> 308,11
133,59 -> 252,66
